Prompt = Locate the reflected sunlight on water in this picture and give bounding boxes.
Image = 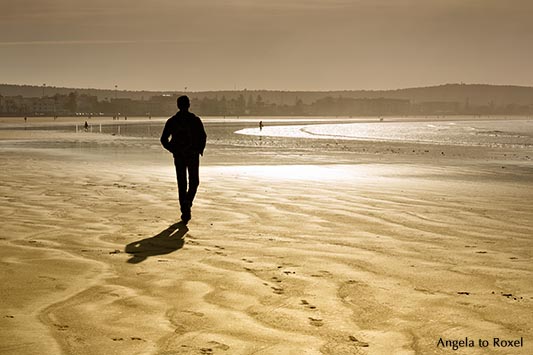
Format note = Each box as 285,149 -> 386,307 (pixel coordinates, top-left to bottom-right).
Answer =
236,119 -> 533,148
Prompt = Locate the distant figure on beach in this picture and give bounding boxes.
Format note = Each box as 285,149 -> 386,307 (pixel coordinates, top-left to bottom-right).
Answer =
84,121 -> 89,131
259,120 -> 263,131
24,116 -> 27,123
161,95 -> 207,223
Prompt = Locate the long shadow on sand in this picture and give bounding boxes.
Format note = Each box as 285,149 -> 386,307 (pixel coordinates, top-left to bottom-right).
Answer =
125,222 -> 188,264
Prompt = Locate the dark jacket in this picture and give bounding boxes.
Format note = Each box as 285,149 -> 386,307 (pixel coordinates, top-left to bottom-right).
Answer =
160,111 -> 207,157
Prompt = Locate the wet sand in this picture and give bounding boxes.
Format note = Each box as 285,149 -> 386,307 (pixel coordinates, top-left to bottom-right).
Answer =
0,119 -> 532,354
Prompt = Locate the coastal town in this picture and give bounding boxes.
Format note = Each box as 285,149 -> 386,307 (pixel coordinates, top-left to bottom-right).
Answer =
2,84 -> 533,117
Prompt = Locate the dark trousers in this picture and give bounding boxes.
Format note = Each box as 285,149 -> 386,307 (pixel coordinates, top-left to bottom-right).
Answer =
173,154 -> 200,213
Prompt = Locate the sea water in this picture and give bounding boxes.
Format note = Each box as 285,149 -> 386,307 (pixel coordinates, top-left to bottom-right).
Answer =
235,119 -> 533,148
6,116 -> 533,149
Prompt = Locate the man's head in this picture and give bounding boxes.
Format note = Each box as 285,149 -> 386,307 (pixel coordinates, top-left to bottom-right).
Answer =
177,95 -> 190,111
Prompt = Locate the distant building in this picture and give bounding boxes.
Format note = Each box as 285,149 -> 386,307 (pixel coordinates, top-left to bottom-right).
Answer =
32,97 -> 56,114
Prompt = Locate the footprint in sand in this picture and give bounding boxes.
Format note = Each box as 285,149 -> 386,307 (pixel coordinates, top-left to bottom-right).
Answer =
54,324 -> 69,331
311,270 -> 331,278
300,299 -> 317,310
112,337 -> 124,341
207,341 -> 230,351
414,288 -> 435,295
349,335 -> 369,347
271,276 -> 282,283
346,280 -> 360,284
501,293 -> 523,301
271,286 -> 284,295
308,317 -> 323,327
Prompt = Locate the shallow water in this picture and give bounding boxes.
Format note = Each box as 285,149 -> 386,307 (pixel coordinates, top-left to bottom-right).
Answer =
236,119 -> 533,148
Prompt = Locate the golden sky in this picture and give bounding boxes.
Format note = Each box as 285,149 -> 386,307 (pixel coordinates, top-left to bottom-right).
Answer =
1,0 -> 532,91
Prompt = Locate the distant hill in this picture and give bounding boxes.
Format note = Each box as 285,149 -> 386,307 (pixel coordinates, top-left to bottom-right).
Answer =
1,83 -> 533,106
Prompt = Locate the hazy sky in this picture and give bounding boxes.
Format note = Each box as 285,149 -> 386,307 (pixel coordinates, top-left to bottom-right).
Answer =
1,0 -> 532,91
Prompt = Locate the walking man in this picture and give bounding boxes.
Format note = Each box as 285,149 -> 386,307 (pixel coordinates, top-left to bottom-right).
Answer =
161,95 -> 207,223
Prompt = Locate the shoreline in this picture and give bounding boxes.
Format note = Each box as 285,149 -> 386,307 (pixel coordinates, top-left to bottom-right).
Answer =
1,114 -> 532,128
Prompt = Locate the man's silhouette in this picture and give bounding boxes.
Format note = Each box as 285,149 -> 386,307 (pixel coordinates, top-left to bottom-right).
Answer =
161,96 -> 206,223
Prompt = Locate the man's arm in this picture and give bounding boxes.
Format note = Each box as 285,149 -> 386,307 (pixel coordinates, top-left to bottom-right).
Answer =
160,120 -> 173,152
196,118 -> 207,156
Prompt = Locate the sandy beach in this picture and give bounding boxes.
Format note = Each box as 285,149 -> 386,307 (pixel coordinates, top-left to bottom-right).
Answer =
1,118 -> 532,354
